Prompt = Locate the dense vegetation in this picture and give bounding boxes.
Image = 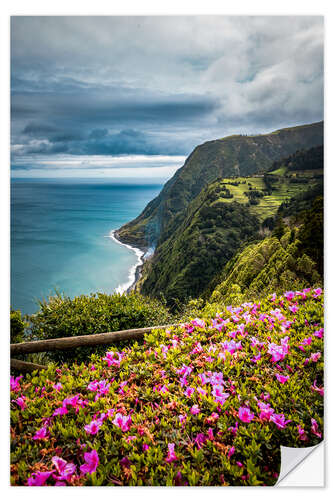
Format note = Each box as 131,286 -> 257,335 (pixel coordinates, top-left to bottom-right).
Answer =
269,145 -> 323,173
10,288 -> 323,486
25,293 -> 172,364
136,154 -> 322,307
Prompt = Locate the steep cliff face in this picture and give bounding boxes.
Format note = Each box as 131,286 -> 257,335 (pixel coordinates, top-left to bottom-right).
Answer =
117,121 -> 323,248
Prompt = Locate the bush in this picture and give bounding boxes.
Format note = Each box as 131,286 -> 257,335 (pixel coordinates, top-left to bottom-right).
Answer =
10,288 -> 323,486
27,292 -> 172,364
10,309 -> 27,344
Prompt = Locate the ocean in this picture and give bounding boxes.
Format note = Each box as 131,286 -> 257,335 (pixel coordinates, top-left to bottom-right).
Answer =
10,178 -> 163,316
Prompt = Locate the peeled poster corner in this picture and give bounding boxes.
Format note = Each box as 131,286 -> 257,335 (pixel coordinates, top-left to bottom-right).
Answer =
276,441 -> 324,487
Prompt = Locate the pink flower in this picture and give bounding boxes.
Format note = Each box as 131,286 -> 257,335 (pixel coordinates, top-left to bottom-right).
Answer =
289,305 -> 299,313
297,425 -> 308,441
112,413 -> 132,432
10,375 -> 23,393
275,373 -> 290,384
284,291 -> 295,301
27,471 -> 53,486
190,404 -> 200,415
32,426 -> 49,440
179,414 -> 187,425
53,383 -> 63,392
311,418 -> 322,438
228,446 -> 235,459
84,419 -> 102,435
80,449 -> 99,475
212,386 -> 229,406
313,288 -> 322,298
13,396 -> 26,410
313,328 -> 324,339
311,380 -> 324,397
310,352 -> 321,362
191,318 -> 205,328
257,402 -> 274,421
165,443 -> 178,462
207,428 -> 214,440
270,413 -> 291,429
238,407 -> 254,423
142,444 -> 150,452
126,435 -> 137,443
52,456 -> 76,481
197,387 -> 207,396
53,406 -> 68,417
194,433 -> 207,449
184,387 -> 195,398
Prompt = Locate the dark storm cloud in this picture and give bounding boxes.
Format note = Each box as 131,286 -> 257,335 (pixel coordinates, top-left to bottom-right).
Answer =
11,16 -> 324,168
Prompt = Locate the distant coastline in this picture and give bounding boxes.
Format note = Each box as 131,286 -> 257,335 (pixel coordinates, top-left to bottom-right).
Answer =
109,230 -> 148,294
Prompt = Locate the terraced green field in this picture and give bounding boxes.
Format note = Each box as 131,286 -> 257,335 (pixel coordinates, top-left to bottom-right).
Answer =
215,174 -> 319,221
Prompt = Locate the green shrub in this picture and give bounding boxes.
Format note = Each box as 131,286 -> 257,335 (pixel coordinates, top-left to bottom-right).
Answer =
10,309 -> 27,344
27,292 -> 172,364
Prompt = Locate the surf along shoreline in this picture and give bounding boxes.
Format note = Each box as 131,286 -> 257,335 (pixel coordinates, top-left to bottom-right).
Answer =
109,230 -> 150,294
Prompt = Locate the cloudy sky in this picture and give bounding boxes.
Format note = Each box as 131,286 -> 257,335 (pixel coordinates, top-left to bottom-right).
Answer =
11,16 -> 323,178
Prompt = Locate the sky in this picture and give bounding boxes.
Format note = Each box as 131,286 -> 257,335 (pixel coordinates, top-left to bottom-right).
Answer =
10,16 -> 324,179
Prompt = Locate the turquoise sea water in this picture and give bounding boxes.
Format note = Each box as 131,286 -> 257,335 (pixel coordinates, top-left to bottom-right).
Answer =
11,178 -> 163,315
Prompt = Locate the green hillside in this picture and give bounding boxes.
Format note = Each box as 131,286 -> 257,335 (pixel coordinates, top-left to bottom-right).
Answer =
117,122 -> 323,249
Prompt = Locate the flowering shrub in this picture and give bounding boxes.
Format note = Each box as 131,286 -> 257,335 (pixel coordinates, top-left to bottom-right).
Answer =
10,288 -> 323,486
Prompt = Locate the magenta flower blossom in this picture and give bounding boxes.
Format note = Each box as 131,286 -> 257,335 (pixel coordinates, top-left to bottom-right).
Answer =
84,419 -> 102,435
142,444 -> 150,452
53,383 -> 63,392
32,426 -> 49,440
284,291 -> 295,301
310,352 -> 321,362
190,404 -> 200,415
179,414 -> 187,425
228,446 -> 235,459
13,396 -> 26,410
207,428 -> 214,440
120,456 -> 131,468
212,386 -> 229,406
313,288 -> 322,298
194,433 -> 207,449
165,443 -> 178,462
311,380 -> 324,397
297,425 -> 308,441
238,407 -> 254,423
270,413 -> 291,429
176,364 -> 193,378
184,387 -> 195,398
52,456 -> 76,481
267,337 -> 289,362
257,402 -> 274,421
191,318 -> 205,328
53,406 -> 68,417
10,375 -> 23,393
197,387 -> 207,396
289,305 -> 299,313
275,373 -> 290,384
313,328 -> 324,338
27,471 -> 53,486
112,413 -> 132,432
103,351 -> 124,367
311,418 -> 322,438
80,449 -> 99,475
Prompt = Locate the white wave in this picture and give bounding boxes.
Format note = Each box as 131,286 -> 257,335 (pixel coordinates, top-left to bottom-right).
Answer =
108,230 -> 145,294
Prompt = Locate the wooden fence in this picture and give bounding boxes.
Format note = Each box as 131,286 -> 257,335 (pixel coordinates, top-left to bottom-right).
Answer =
10,324 -> 177,373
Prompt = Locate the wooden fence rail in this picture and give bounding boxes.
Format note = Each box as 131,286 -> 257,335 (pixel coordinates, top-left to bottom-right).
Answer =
10,323 -> 177,356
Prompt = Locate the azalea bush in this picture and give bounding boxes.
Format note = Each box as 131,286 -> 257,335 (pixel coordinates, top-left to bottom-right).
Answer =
26,292 -> 172,363
11,288 -> 323,486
